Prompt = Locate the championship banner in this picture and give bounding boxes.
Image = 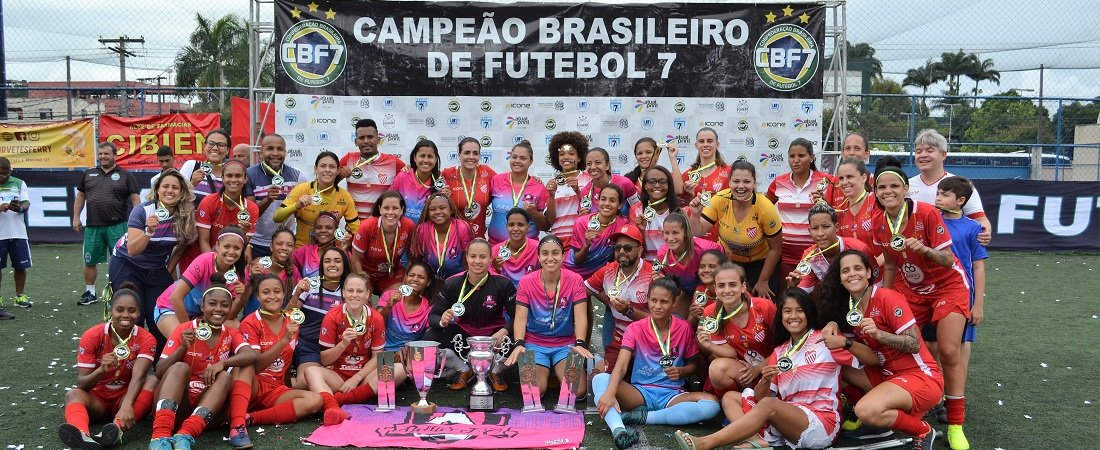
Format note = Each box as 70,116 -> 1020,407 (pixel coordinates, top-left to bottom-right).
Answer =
99,113 -> 222,170
973,179 -> 1100,251
274,1 -> 824,188
306,405 -> 583,449
0,119 -> 95,169
13,170 -> 155,244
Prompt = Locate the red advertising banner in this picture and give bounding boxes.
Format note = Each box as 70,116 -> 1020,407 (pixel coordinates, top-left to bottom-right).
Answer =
230,96 -> 275,147
99,113 -> 221,169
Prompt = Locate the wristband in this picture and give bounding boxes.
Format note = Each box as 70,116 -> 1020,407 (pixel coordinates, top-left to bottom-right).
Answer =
624,306 -> 635,318
514,339 -> 526,348
144,229 -> 155,237
574,339 -> 587,348
843,337 -> 853,350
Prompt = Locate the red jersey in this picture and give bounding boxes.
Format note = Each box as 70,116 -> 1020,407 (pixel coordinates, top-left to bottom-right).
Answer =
680,163 -> 731,203
767,171 -> 838,265
702,297 -> 776,366
339,152 -> 406,221
766,329 -> 860,438
871,200 -> 970,297
852,287 -> 941,383
796,237 -> 881,293
161,319 -> 250,384
837,194 -> 880,248
196,193 -> 260,244
77,323 -> 157,398
441,165 -> 496,238
239,311 -> 298,386
584,261 -> 654,349
319,304 -> 386,378
351,216 -> 415,279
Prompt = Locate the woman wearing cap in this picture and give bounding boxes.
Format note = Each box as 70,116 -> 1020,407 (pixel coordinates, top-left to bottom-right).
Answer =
440,137 -> 495,238
688,160 -> 783,299
544,131 -> 589,248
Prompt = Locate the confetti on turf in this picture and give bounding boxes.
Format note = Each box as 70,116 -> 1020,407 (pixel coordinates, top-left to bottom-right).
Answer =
998,400 -> 1003,406
1040,362 -> 1048,368
1085,401 -> 1093,405
1024,414 -> 1033,419
15,347 -> 22,352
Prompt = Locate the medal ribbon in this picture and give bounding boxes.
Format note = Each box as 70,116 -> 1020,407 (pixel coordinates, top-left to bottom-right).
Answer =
649,317 -> 673,358
613,263 -> 643,294
510,174 -> 530,207
936,205 -> 963,215
433,223 -> 452,274
801,239 -> 841,265
313,182 -> 335,199
345,304 -> 368,330
714,295 -> 750,323
459,168 -> 478,211
849,285 -> 871,315
109,323 -> 135,352
886,200 -> 908,238
647,196 -> 668,208
223,194 -> 247,214
688,161 -> 717,179
416,172 -> 439,188
380,224 -> 398,273
545,272 -> 563,328
457,273 -> 490,305
354,153 -> 380,170
260,161 -> 282,177
781,330 -> 812,361
660,243 -> 692,269
834,190 -> 868,213
507,239 -> 527,260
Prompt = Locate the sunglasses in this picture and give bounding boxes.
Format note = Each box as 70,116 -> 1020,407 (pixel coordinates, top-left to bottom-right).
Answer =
613,244 -> 638,252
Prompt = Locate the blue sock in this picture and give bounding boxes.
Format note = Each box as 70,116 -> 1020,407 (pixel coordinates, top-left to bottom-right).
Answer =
601,309 -> 615,349
645,399 -> 721,425
591,373 -> 625,431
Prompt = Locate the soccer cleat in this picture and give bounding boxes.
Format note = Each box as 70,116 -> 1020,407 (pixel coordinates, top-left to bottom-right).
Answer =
58,423 -> 103,450
170,434 -> 195,450
488,372 -> 508,392
612,427 -> 640,449
229,425 -> 253,449
78,290 -> 100,306
450,371 -> 475,390
924,401 -> 947,423
13,295 -> 31,308
946,424 -> 970,450
94,422 -> 122,448
0,308 -> 13,320
147,437 -> 173,450
911,422 -> 935,450
620,407 -> 649,426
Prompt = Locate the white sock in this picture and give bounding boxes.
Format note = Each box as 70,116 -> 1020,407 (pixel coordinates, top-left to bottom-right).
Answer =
85,285 -> 95,294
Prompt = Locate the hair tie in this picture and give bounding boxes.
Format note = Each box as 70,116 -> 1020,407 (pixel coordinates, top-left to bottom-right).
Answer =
204,286 -> 233,297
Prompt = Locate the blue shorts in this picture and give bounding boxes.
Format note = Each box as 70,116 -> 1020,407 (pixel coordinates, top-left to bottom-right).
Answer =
921,322 -> 977,343
294,337 -> 322,366
526,342 -> 572,368
0,238 -> 31,270
153,306 -> 175,324
636,384 -> 685,410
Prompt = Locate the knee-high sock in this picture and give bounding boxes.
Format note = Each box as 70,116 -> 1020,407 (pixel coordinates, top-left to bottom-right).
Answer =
644,399 -> 721,425
945,395 -> 965,425
249,401 -> 299,425
64,403 -> 90,435
131,389 -> 155,421
334,383 -> 375,405
591,373 -> 625,431
891,410 -> 930,437
229,380 -> 252,428
151,400 -> 178,439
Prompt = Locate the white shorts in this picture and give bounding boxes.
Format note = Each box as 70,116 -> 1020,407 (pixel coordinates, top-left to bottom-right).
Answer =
763,404 -> 837,449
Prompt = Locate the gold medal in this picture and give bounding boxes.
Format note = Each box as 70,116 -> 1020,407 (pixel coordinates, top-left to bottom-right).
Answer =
433,177 -> 446,190
113,344 -> 131,360
607,287 -> 621,297
580,197 -> 592,209
694,291 -> 708,306
846,309 -> 863,326
354,323 -> 366,335
702,317 -> 719,333
237,211 -> 250,222
196,323 -> 213,341
796,261 -> 812,275
699,191 -> 712,207
334,229 -> 347,241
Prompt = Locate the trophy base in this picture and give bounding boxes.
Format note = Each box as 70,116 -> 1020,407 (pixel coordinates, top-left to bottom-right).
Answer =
469,394 -> 496,411
411,401 -> 437,414
553,404 -> 578,413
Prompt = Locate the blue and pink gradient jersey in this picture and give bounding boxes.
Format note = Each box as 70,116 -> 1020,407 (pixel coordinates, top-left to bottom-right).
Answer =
563,213 -> 630,278
516,269 -> 587,347
490,238 -> 540,287
375,290 -> 431,351
486,173 -> 549,244
621,315 -> 698,390
390,170 -> 434,223
155,252 -> 248,319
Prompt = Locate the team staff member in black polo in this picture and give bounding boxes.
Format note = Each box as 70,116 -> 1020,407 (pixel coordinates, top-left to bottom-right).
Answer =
73,142 -> 141,306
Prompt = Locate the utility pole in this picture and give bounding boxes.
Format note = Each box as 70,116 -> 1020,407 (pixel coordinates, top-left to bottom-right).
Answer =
138,76 -> 166,115
99,36 -> 144,116
1,0 -> 7,120
66,56 -> 73,119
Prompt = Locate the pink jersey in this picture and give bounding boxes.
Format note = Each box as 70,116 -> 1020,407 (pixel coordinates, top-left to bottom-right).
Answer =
564,213 -> 631,278
766,330 -> 860,439
585,261 -> 654,347
621,316 -> 698,390
654,238 -> 723,294
490,238 -> 540,287
486,173 -> 549,244
155,252 -> 248,318
411,220 -> 474,279
516,269 -> 587,347
871,200 -> 970,297
389,170 -> 435,223
577,173 -> 640,215
768,170 -> 838,265
339,152 -> 406,221
796,237 -> 881,293
628,202 -> 670,261
376,290 -> 431,352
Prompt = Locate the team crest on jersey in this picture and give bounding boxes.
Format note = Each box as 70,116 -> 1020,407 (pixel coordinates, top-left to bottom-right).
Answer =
915,221 -> 925,232
862,220 -> 873,231
893,307 -> 903,317
937,225 -> 944,234
746,227 -> 759,239
483,295 -> 496,309
804,349 -> 817,364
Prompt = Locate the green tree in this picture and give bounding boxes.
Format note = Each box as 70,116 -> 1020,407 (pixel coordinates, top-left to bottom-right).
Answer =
966,56 -> 1000,106
938,50 -> 978,97
847,41 -> 883,79
174,13 -> 247,112
1057,99 -> 1100,145
903,59 -> 945,115
962,90 -> 1054,152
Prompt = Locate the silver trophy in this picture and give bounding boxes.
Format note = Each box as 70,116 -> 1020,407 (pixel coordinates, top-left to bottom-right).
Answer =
404,340 -> 447,414
452,335 -> 512,411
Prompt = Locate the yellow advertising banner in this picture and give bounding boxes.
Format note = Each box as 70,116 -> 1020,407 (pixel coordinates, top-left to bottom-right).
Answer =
0,119 -> 95,168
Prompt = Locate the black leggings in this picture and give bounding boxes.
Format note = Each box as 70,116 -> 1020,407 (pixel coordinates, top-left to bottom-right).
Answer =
109,256 -> 174,355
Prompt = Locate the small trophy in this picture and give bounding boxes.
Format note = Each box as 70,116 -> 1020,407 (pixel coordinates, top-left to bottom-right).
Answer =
585,357 -> 599,414
453,335 -> 512,411
518,351 -> 543,412
405,341 -> 447,414
555,352 -> 586,412
376,351 -> 396,412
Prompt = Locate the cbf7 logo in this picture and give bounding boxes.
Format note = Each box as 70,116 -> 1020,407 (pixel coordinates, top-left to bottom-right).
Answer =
280,20 -> 347,87
754,24 -> 819,92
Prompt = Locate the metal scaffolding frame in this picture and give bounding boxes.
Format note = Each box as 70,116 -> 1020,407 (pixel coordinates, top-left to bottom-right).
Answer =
824,0 -> 848,152
248,0 -> 276,148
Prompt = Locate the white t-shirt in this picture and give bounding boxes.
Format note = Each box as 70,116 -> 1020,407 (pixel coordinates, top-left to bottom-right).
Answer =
0,178 -> 29,239
908,171 -> 986,219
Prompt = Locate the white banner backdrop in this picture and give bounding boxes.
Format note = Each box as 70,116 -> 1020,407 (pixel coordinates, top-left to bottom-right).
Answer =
275,94 -> 820,189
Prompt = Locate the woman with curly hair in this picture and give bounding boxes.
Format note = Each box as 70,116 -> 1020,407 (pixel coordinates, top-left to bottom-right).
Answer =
544,131 -> 589,248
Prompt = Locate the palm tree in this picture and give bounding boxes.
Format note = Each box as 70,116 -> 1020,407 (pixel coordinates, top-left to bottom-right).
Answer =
903,59 -> 945,115
175,13 -> 246,111
938,50 -> 979,97
966,57 -> 1001,107
847,41 -> 883,79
